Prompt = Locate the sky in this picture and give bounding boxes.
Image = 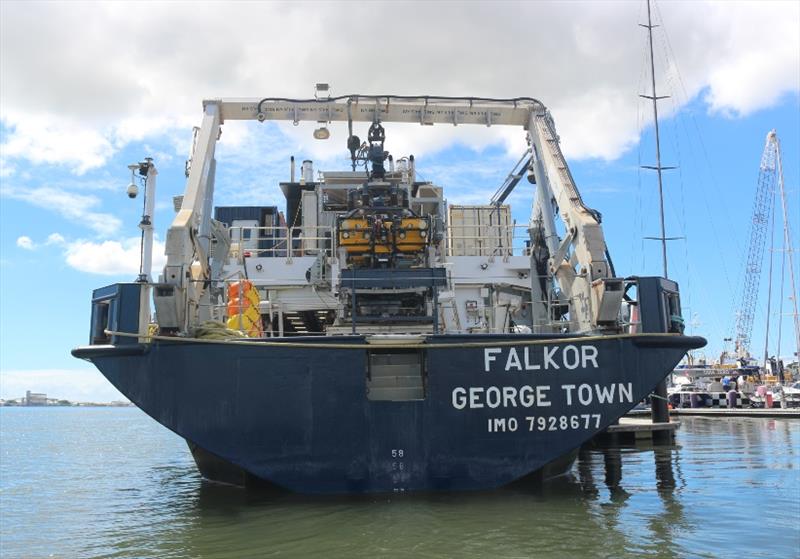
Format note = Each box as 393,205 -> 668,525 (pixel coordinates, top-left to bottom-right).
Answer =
1,0 -> 798,402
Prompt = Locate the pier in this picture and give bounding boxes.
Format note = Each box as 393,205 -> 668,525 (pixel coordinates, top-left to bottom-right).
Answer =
592,406 -> 799,445
591,417 -> 680,444
666,408 -> 800,418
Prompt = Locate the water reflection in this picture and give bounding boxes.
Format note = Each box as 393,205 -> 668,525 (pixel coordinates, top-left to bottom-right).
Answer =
577,447 -> 599,499
602,447 -> 630,502
186,482 -> 596,557
651,448 -> 688,559
164,441 -> 691,559
2,410 -> 797,559
136,419 -> 800,558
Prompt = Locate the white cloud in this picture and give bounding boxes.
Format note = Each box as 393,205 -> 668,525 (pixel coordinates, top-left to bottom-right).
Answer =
1,185 -> 121,236
1,113 -> 114,174
12,232 -> 65,251
679,2 -> 800,117
46,232 -> 65,245
0,368 -> 126,403
8,231 -> 165,277
0,159 -> 14,177
142,144 -> 175,165
0,1 -> 797,173
15,235 -> 33,250
64,237 -> 167,276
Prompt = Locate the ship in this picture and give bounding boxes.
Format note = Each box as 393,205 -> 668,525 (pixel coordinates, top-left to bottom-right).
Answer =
73,90 -> 705,493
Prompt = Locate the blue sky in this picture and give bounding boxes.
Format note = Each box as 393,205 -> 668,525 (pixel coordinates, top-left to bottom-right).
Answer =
1,1 -> 798,401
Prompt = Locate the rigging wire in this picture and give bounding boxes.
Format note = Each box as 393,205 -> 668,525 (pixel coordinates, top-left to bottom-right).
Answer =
656,41 -> 695,334
776,224 -> 787,359
635,19 -> 649,275
652,1 -> 741,258
763,174 -> 779,365
652,0 -> 739,347
637,1 -> 699,339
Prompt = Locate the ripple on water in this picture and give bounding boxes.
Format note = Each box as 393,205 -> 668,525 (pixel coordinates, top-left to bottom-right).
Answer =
1,409 -> 798,559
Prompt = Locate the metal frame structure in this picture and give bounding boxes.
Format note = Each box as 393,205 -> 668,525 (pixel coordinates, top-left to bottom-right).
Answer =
156,94 -> 622,335
735,130 -> 780,359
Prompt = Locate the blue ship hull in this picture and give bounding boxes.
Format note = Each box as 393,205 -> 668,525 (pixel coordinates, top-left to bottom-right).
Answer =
74,333 -> 704,494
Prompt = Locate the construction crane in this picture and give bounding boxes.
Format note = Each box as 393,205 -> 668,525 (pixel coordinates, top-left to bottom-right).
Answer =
734,131 -> 780,358
769,131 -> 800,366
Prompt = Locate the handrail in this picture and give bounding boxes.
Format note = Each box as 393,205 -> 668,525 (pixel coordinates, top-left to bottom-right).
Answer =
226,223 -> 534,258
228,225 -> 335,261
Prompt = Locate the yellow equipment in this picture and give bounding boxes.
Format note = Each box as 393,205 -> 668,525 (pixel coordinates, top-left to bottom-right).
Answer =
338,217 -> 429,255
226,281 -> 262,337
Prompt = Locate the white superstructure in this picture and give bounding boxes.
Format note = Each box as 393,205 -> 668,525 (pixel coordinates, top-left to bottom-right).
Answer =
151,91 -> 630,338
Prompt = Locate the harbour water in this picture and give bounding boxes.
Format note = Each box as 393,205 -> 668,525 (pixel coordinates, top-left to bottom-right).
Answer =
1,407 -> 797,558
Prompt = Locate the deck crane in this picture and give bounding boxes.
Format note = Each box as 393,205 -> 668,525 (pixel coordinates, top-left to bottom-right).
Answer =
152,95 -> 631,335
734,131 -> 780,359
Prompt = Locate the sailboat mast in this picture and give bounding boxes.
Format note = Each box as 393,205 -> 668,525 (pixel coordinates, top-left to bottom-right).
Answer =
775,134 -> 800,360
776,227 -> 786,367
641,0 -> 672,428
763,169 -> 778,367
644,0 -> 669,278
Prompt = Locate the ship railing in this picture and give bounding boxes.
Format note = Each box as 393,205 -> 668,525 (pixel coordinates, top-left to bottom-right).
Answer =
228,223 -> 535,261
202,273 -> 341,338
198,271 -> 251,323
227,225 -> 337,263
204,273 -> 279,336
444,223 -> 531,258
229,223 -> 537,258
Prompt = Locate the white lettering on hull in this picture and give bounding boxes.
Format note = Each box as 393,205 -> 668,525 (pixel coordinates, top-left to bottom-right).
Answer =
483,345 -> 600,372
505,348 -> 522,371
452,383 -> 633,410
467,346 -> 632,435
559,383 -> 635,407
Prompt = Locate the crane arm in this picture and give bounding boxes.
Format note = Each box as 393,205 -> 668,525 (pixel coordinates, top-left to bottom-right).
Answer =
155,95 -> 619,333
211,96 -> 541,126
157,103 -> 221,330
527,109 -> 620,332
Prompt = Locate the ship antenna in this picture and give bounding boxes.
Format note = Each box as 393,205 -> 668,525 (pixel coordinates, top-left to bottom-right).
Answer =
640,0 -> 675,278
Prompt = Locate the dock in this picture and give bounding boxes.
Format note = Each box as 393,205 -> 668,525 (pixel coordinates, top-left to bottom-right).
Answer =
590,406 -> 800,446
591,417 -> 680,444
626,407 -> 800,419
667,408 -> 800,418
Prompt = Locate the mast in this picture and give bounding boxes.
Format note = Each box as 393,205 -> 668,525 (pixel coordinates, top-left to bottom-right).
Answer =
640,0 -> 672,429
640,0 -> 672,278
760,131 -> 799,374
763,166 -> 777,367
777,226 -> 786,372
775,134 -> 800,363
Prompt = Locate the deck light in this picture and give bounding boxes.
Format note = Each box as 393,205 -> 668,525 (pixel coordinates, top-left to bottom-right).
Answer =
313,126 -> 330,140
